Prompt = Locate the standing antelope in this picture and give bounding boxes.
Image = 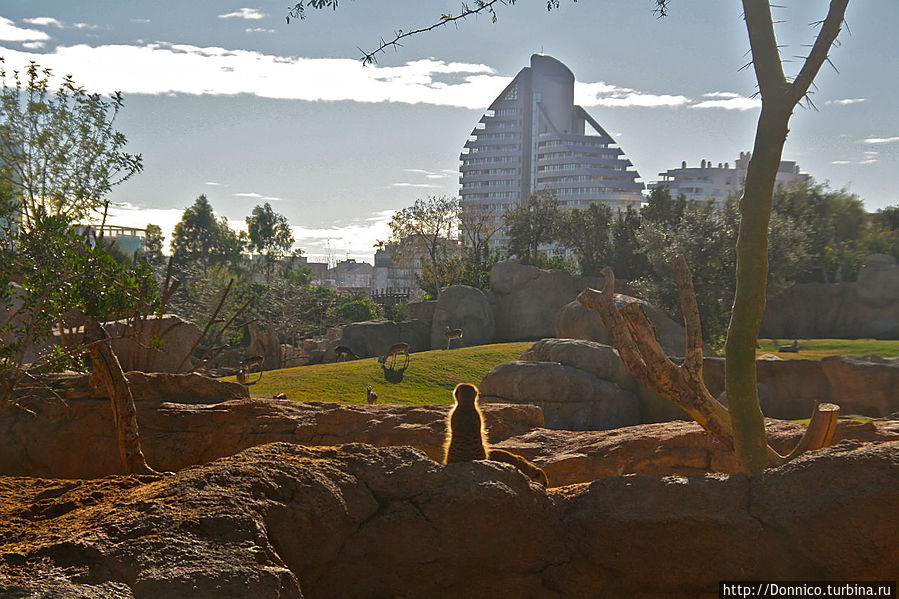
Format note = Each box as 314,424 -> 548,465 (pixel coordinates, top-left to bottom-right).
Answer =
236,354 -> 264,385
444,325 -> 463,350
334,345 -> 359,362
378,342 -> 410,368
366,385 -> 378,405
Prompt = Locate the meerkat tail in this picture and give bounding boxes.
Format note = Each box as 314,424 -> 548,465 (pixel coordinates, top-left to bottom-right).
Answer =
487,448 -> 549,486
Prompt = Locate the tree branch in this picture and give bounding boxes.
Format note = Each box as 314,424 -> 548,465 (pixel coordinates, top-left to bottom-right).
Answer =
742,0 -> 788,98
787,0 -> 850,105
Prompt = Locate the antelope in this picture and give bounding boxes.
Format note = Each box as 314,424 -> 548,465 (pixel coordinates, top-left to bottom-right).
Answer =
377,342 -> 410,368
237,354 -> 264,385
444,325 -> 463,350
366,385 -> 378,405
334,345 -> 359,362
778,340 -> 800,353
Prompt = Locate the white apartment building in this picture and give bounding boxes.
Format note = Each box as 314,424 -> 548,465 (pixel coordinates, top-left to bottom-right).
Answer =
650,151 -> 811,205
459,54 -> 645,248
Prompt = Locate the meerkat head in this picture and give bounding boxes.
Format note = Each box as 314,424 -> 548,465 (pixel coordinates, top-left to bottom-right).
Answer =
453,382 -> 479,406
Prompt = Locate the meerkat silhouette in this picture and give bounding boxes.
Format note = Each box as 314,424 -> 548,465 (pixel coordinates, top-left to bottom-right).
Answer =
444,383 -> 548,486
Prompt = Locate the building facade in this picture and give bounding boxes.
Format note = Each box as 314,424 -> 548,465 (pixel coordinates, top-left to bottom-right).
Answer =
650,151 -> 811,205
459,54 -> 644,247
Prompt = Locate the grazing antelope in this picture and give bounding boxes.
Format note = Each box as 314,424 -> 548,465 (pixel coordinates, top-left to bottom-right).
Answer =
377,342 -> 410,368
366,385 -> 378,405
236,354 -> 264,385
779,340 -> 800,353
334,345 -> 359,362
444,325 -> 463,350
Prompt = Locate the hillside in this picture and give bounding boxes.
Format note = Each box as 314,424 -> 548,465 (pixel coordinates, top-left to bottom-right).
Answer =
231,342 -> 532,405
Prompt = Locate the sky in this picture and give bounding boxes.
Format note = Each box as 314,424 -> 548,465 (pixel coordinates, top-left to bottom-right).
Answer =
0,1 -> 896,264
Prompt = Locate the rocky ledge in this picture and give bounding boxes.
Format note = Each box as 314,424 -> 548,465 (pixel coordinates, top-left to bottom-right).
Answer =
1,441 -> 897,598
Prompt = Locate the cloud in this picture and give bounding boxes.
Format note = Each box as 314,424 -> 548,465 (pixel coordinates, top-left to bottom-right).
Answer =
831,160 -> 851,165
22,41 -> 46,50
131,19 -> 152,24
576,81 -> 690,108
23,17 -> 63,28
404,168 -> 453,179
218,8 -> 267,20
862,136 -> 899,145
245,28 -> 274,34
291,210 -> 394,263
204,181 -> 229,187
391,183 -> 441,188
0,17 -> 50,42
690,95 -> 761,111
72,23 -> 99,30
235,191 -> 284,201
826,98 -> 865,105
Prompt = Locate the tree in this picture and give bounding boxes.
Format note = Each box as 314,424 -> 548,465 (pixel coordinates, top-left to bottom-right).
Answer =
0,60 -> 142,228
171,195 -> 244,275
458,203 -> 502,289
503,190 -> 561,266
246,202 -> 296,282
387,196 -> 460,299
609,207 -> 649,283
141,223 -> 165,268
557,202 -> 613,277
292,0 -> 852,473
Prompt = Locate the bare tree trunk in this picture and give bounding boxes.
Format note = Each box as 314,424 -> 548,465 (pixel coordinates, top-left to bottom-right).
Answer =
727,0 -> 850,473
84,318 -> 157,475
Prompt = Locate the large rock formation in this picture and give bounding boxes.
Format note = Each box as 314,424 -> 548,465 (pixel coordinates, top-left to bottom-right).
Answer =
337,319 -> 431,359
761,253 -> 899,339
489,261 -> 601,341
2,441 -> 897,598
703,354 -> 899,418
429,285 -> 495,350
480,339 -> 688,428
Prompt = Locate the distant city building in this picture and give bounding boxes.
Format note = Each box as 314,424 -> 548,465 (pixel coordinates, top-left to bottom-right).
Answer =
459,54 -> 645,248
327,259 -> 373,292
371,247 -> 415,297
74,224 -> 147,255
650,151 -> 811,205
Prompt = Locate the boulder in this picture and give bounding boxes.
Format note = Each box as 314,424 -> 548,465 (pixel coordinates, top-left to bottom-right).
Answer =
0,386 -> 542,478
479,360 -> 640,430
2,441 -> 897,598
821,354 -> 899,417
429,285 -> 495,350
398,319 -> 431,353
339,319 -> 400,358
489,260 -> 601,341
856,253 -> 899,308
521,338 -> 634,391
555,296 -> 713,357
247,321 -> 282,370
407,300 -> 437,323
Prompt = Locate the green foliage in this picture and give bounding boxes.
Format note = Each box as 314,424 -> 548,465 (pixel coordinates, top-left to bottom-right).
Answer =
0,60 -> 142,226
503,189 -> 561,265
556,202 -> 613,277
772,181 -> 867,283
458,203 -> 501,289
635,200 -> 807,345
330,297 -> 384,323
609,207 -> 648,281
141,223 -> 165,268
230,342 -> 533,405
388,195 -> 460,298
246,202 -> 295,281
171,195 -> 244,275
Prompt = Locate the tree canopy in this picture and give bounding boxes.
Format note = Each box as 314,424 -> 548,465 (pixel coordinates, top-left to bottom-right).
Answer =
171,195 -> 244,275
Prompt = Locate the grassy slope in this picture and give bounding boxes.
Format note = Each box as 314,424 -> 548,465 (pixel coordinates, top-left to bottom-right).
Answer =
234,342 -> 532,405
229,338 -> 899,406
756,338 -> 899,360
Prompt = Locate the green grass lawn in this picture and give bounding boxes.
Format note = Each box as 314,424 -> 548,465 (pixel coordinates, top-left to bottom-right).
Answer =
756,338 -> 899,360
230,342 -> 532,405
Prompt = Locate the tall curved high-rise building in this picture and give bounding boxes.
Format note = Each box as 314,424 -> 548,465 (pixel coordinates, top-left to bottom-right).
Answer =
460,54 -> 644,245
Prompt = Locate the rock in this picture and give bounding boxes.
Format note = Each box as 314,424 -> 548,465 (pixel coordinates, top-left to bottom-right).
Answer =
1,441 -> 897,597
407,300 -> 437,323
821,354 -> 899,417
521,338 -> 635,391
429,285 -> 495,350
553,300 -> 612,345
107,313 -> 201,373
248,321 -> 282,371
489,260 -> 601,341
0,390 -> 542,479
856,253 -> 899,309
703,356 -> 899,419
554,295 -> 711,357
339,320 -> 400,358
479,360 -> 640,430
398,319 -> 431,353
761,254 -> 899,339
